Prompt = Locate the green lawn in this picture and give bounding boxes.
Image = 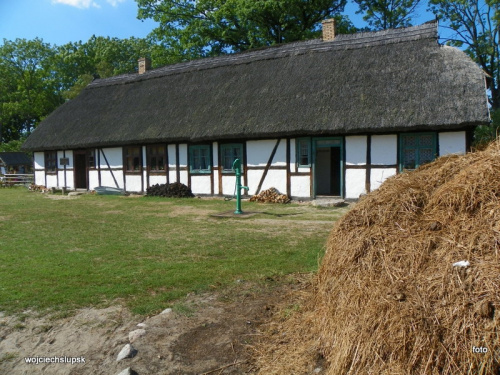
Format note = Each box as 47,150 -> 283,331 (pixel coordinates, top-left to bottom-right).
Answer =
0,188 -> 347,315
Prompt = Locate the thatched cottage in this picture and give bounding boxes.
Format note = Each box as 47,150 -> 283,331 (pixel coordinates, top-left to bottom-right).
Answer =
22,20 -> 489,199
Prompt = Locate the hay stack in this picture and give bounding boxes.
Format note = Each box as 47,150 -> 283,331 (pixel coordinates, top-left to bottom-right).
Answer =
256,142 -> 500,374
315,142 -> 500,374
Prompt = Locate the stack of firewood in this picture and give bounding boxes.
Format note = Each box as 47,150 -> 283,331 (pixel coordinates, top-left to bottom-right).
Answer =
249,187 -> 290,204
146,182 -> 194,198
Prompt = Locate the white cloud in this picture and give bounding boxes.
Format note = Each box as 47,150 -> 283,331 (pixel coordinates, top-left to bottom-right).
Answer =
106,0 -> 126,6
52,0 -> 101,8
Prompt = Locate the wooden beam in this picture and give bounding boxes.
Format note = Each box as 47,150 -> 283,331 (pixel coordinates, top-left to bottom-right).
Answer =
255,139 -> 281,195
100,148 -> 120,188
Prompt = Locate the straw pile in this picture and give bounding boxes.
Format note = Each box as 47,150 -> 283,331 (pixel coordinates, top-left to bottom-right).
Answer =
256,141 -> 500,374
250,187 -> 291,204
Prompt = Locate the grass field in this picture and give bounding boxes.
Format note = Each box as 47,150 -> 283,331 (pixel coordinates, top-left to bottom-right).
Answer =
0,188 -> 347,315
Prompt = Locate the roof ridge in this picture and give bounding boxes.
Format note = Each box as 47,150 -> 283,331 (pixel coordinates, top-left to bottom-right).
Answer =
89,20 -> 438,89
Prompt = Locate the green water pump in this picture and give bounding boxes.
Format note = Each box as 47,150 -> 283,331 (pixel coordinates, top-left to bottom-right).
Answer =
232,158 -> 249,214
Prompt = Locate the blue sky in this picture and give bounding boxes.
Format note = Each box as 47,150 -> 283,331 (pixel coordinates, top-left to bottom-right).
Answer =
0,0 -> 157,46
0,0 -> 435,47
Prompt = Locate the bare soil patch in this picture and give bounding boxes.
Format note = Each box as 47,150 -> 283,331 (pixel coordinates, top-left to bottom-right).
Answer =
0,278 -> 301,375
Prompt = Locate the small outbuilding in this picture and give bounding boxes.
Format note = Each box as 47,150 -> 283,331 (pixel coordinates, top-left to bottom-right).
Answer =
21,20 -> 490,199
0,152 -> 33,175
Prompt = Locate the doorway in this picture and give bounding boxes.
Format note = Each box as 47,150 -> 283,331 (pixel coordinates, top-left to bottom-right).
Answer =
314,138 -> 342,197
74,151 -> 87,189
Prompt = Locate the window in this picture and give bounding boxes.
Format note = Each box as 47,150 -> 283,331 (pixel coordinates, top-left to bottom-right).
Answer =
296,138 -> 311,167
124,146 -> 142,172
147,145 -> 166,172
220,143 -> 243,172
88,149 -> 96,169
189,145 -> 211,173
45,151 -> 57,173
400,133 -> 437,171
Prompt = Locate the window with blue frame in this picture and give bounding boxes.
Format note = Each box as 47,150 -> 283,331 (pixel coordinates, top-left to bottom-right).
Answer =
189,145 -> 211,173
400,133 -> 437,171
220,143 -> 243,172
296,138 -> 311,167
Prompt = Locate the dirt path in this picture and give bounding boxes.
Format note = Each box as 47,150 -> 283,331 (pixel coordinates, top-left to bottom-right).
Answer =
0,279 -> 297,375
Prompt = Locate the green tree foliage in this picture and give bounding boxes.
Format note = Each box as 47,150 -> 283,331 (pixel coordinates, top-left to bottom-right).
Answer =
353,0 -> 423,30
0,36 -> 155,144
0,38 -> 63,143
56,36 -> 154,99
136,0 -> 355,62
429,0 -> 499,145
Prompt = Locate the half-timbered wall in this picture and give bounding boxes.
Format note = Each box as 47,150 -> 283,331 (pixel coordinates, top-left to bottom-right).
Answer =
35,130 -> 469,199
370,134 -> 398,191
345,136 -> 368,199
246,139 -> 287,196
33,152 -> 45,187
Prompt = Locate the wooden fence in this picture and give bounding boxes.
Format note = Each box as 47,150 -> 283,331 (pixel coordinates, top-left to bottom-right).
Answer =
0,174 -> 34,187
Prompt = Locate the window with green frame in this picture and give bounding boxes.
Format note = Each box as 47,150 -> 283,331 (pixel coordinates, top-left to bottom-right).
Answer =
296,138 -> 311,167
400,133 -> 437,171
220,143 -> 243,172
189,145 -> 211,173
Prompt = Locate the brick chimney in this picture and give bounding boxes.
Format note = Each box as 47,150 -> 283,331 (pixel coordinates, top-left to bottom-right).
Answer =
322,19 -> 336,41
138,57 -> 151,74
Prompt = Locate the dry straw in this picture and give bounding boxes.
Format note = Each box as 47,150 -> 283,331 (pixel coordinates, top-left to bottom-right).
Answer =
256,141 -> 500,374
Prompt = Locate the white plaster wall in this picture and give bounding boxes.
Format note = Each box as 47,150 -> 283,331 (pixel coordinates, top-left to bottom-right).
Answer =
89,170 -> 100,190
370,168 -> 397,191
58,170 -> 74,189
247,139 -> 286,167
222,175 -> 236,196
191,175 -> 212,195
213,170 -> 219,194
178,144 -> 188,168
149,175 -> 167,186
46,174 -> 58,188
125,175 -> 142,192
290,139 -> 297,173
346,136 -> 367,165
345,169 -> 366,199
371,135 -> 397,165
100,170 -> 124,189
439,131 -> 466,156
99,148 -> 122,168
168,145 -> 177,169
291,175 -> 310,198
58,150 -> 73,168
247,170 -> 263,195
34,152 -> 44,170
34,171 -> 45,186
262,170 -> 287,194
179,170 -> 188,186
169,171 -> 177,183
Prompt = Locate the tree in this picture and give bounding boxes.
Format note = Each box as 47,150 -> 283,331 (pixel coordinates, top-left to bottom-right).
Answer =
136,0 -> 354,62
0,38 -> 63,143
428,0 -> 499,146
56,36 -> 154,99
353,0 -> 423,30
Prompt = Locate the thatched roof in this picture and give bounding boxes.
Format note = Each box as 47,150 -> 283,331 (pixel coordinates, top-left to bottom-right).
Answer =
22,21 -> 489,151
